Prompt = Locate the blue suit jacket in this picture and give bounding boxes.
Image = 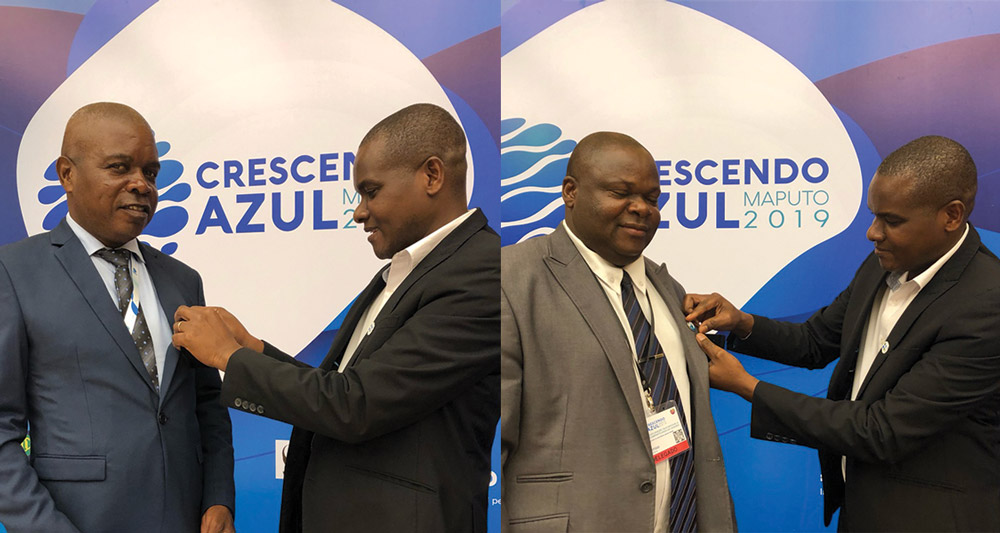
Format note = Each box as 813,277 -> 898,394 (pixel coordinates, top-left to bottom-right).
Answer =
0,219 -> 235,533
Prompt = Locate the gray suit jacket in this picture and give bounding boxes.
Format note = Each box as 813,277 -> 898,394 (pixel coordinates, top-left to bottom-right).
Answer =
0,219 -> 235,533
501,225 -> 736,532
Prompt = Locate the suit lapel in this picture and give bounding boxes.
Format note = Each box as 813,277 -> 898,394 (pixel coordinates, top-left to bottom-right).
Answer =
546,226 -> 651,455
142,244 -> 185,396
342,209 -> 490,369
645,259 -> 707,425
829,256 -> 886,400
318,267 -> 387,371
50,220 -> 157,393
855,226 -> 981,398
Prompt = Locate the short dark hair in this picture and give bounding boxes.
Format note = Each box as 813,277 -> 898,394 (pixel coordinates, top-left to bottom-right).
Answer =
360,103 -> 467,181
877,135 -> 977,216
566,131 -> 652,183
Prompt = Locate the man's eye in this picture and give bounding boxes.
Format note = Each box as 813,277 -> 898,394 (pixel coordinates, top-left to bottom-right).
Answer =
144,168 -> 158,180
108,163 -> 126,172
367,188 -> 379,198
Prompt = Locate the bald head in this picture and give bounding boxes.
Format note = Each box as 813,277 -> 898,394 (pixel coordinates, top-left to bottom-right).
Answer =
562,131 -> 660,266
359,103 -> 467,198
876,135 -> 977,218
566,131 -> 656,184
62,102 -> 153,160
56,102 -> 160,248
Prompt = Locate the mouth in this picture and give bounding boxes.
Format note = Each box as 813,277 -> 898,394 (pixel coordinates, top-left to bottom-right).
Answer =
619,223 -> 649,237
119,204 -> 151,218
365,227 -> 378,243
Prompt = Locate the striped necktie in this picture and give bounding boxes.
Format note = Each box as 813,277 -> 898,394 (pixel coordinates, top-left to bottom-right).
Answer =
95,248 -> 159,391
621,271 -> 697,532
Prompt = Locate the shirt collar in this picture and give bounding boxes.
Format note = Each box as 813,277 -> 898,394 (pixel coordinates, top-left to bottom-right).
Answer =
382,209 -> 475,291
887,223 -> 968,291
66,214 -> 144,263
563,220 -> 646,297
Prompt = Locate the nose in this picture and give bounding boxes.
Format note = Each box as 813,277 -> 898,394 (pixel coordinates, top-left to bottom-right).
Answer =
628,196 -> 652,217
866,218 -> 882,243
353,197 -> 368,224
127,172 -> 155,195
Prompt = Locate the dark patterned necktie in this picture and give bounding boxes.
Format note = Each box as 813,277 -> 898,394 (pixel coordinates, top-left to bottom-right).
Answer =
95,248 -> 159,391
621,272 -> 697,532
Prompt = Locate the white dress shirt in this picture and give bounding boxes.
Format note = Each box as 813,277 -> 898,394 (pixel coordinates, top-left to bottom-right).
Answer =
66,214 -> 171,395
339,209 -> 475,372
842,223 -> 969,478
564,221 -> 691,533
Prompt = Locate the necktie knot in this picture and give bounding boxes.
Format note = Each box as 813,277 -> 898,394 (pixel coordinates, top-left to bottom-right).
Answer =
621,271 -> 635,294
95,248 -> 131,269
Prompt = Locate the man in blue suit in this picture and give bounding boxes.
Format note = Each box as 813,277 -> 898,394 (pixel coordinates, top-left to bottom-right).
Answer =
0,102 -> 235,532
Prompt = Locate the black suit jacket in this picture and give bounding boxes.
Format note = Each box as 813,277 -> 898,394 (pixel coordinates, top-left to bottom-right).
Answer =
730,225 -> 1000,531
221,209 -> 500,532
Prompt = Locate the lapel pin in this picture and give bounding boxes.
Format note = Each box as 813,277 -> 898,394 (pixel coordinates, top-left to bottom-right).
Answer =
880,341 -> 889,354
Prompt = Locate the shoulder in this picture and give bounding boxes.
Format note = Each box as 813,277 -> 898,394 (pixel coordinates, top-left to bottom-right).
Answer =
0,231 -> 57,271
501,232 -> 550,268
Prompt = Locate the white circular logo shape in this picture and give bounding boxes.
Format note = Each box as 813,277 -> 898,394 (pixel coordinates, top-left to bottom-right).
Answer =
17,0 -> 473,354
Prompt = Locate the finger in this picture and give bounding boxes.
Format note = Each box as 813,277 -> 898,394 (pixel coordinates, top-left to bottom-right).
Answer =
685,299 -> 715,322
171,331 -> 185,349
682,293 -> 702,314
174,305 -> 191,322
696,333 -> 722,360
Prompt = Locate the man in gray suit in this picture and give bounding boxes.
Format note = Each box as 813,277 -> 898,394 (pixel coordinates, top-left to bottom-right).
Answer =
0,103 -> 234,532
501,132 -> 735,532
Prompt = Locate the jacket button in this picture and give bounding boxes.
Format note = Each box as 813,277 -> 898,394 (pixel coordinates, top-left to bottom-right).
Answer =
256,405 -> 264,414
158,413 -> 168,425
765,432 -> 774,440
241,400 -> 249,409
234,397 -> 242,407
249,403 -> 257,411
640,481 -> 653,493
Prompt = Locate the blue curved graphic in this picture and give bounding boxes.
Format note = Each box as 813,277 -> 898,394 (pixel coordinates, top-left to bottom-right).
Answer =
500,118 -> 577,245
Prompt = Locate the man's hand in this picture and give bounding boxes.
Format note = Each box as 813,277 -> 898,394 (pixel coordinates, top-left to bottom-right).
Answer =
172,306 -> 243,371
683,292 -> 754,337
213,307 -> 264,353
696,333 -> 759,401
200,504 -> 234,533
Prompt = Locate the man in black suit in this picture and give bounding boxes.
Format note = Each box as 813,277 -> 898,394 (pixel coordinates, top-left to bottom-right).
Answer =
172,103 -> 500,532
685,135 -> 1000,531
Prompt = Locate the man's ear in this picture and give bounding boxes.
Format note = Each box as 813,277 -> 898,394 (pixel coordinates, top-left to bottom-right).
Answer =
421,156 -> 445,196
940,199 -> 966,231
562,175 -> 578,209
56,156 -> 74,194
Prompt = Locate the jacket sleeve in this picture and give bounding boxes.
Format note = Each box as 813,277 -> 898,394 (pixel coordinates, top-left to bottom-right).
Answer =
219,235 -> 500,444
750,284 -> 1000,463
499,285 -> 521,531
0,260 -> 81,532
729,271 -> 854,370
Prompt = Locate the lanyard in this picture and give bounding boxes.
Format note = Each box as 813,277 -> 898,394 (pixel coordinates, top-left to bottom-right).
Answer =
627,279 -> 661,410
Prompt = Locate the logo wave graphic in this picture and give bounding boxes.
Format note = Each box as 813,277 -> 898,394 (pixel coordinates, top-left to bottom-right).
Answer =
38,140 -> 191,255
499,118 -> 577,246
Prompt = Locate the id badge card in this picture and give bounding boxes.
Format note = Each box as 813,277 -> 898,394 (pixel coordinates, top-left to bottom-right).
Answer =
646,400 -> 690,464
